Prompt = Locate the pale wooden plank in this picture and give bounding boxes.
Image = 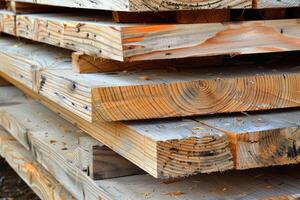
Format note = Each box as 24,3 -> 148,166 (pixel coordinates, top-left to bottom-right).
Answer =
198,111 -> 300,169
0,80 -> 233,179
2,36 -> 300,122
0,127 -> 75,200
0,37 -> 70,91
3,119 -> 300,200
0,90 -> 144,198
3,67 -> 300,180
72,52 -> 223,73
12,12 -> 300,62
255,0 -> 300,8
98,166 -> 300,200
0,10 -> 15,35
2,81 -> 300,179
9,0 -> 252,11
41,54 -> 300,122
2,37 -> 300,178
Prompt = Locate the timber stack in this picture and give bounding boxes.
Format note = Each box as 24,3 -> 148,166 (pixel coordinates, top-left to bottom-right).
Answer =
0,0 -> 299,199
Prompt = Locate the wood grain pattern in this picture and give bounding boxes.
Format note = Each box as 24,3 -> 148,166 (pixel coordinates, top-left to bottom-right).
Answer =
99,167 -> 300,200
72,52 -> 223,73
254,0 -> 300,8
0,88 -> 143,183
0,91 -> 114,200
0,37 -> 71,91
2,123 -> 300,200
1,37 -> 300,178
0,10 -> 15,35
0,128 -> 75,200
199,112 -> 300,169
41,56 -> 300,122
2,36 -> 300,123
0,85 -> 233,179
2,80 -> 300,178
8,0 -> 252,11
13,13 -> 300,61
121,19 -> 300,61
1,83 -> 300,180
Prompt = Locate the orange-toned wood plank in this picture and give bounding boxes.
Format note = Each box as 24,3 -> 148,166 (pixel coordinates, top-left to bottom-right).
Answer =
13,13 -> 300,62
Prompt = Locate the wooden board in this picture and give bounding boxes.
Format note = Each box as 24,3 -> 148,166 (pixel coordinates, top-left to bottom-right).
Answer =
0,37 -> 71,91
0,89 -> 125,199
2,83 -> 300,180
0,86 -> 234,179
0,87 -> 144,182
8,0 -> 252,11
0,10 -> 15,35
0,127 -> 75,200
2,115 -> 300,200
37,61 -> 300,122
97,166 -> 300,200
72,52 -> 224,73
1,37 -> 300,177
254,0 -> 300,8
12,12 -> 300,62
2,36 -> 300,122
199,111 -> 300,169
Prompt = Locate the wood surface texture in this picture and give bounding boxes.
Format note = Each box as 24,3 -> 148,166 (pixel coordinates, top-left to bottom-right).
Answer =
0,40 -> 233,178
0,36 -> 233,177
0,10 -> 15,35
254,0 -> 300,8
0,85 -> 299,200
2,36 -> 300,122
72,52 -> 223,73
0,89 -> 144,199
9,12 -> 300,62
0,127 -> 75,200
0,88 -> 116,200
7,0 -> 252,11
97,166 -> 300,200
10,0 -> 300,10
2,64 -> 300,179
2,119 -> 300,200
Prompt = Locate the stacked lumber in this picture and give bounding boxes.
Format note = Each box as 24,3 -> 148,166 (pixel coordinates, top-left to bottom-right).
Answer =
2,86 -> 300,199
0,0 -> 299,199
